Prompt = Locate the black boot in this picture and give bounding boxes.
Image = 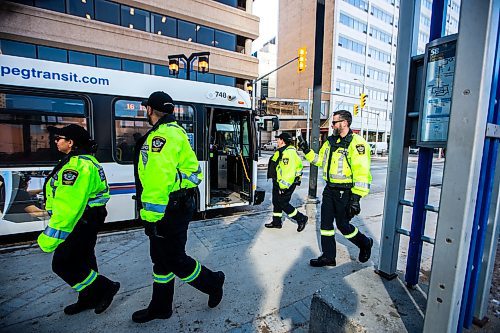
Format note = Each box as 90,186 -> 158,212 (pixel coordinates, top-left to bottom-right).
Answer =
64,288 -> 95,315
359,237 -> 373,263
92,275 -> 120,314
309,255 -> 336,267
188,266 -> 225,308
296,214 -> 308,232
265,222 -> 282,229
132,282 -> 175,323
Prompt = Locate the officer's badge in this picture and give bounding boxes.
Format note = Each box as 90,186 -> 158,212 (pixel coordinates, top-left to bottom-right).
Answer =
62,169 -> 79,185
282,158 -> 289,165
151,136 -> 166,152
356,144 -> 366,155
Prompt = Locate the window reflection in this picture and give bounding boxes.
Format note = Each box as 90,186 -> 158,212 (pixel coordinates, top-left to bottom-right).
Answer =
67,0 -> 94,19
197,26 -> 215,47
97,55 -> 121,70
35,0 -> 65,13
178,20 -> 196,42
215,30 -> 236,51
38,45 -> 68,63
95,0 -> 120,25
151,14 -> 177,37
69,51 -> 96,66
0,40 -> 36,59
122,59 -> 151,74
121,5 -> 150,32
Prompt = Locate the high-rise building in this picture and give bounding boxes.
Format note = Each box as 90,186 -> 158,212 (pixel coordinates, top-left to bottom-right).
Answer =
0,0 -> 259,88
277,0 -> 460,144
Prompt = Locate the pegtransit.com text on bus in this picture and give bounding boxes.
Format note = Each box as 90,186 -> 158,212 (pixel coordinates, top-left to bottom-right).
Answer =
1,65 -> 110,86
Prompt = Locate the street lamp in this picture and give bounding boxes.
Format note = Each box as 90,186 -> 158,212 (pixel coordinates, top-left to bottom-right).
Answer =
168,52 -> 210,80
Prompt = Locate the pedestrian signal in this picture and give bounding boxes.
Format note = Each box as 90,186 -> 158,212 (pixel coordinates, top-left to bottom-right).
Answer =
354,104 -> 359,116
298,47 -> 307,73
360,93 -> 367,108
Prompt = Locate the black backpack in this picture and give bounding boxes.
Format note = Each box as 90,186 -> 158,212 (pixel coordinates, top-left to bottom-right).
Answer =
267,149 -> 284,180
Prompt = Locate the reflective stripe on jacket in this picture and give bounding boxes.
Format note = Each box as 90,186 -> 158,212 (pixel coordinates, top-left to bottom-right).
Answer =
272,146 -> 303,190
37,155 -> 109,252
304,133 -> 371,197
138,119 -> 202,222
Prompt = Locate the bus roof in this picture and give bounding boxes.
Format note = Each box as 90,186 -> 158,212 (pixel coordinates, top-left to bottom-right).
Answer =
0,55 -> 251,109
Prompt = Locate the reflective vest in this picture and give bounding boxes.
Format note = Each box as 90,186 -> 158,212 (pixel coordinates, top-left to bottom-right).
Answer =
137,118 -> 202,222
305,132 -> 371,197
37,154 -> 110,252
271,145 -> 303,190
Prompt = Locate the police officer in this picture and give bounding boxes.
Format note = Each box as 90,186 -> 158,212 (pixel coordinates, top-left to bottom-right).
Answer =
299,110 -> 373,267
266,133 -> 308,231
132,91 -> 225,323
38,124 -> 120,315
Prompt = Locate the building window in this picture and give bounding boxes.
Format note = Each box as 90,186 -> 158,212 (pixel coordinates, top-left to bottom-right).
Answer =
339,12 -> 367,33
121,5 -> 150,32
97,55 -> 121,70
367,88 -> 388,102
35,0 -> 65,13
151,14 -> 177,37
367,67 -> 389,83
336,80 -> 363,96
337,58 -> 365,75
178,20 -> 197,42
338,36 -> 366,54
122,59 -> 150,74
369,26 -> 392,44
95,0 -> 120,25
197,72 -> 215,83
69,50 -> 96,66
215,30 -> 237,51
371,5 -> 394,25
343,0 -> 368,11
420,15 -> 431,28
197,25 -> 215,47
66,0 -> 94,20
38,45 -> 68,63
423,0 -> 432,10
215,74 -> 236,87
151,64 -> 170,77
215,0 -> 238,7
0,40 -> 36,58
369,47 -> 391,63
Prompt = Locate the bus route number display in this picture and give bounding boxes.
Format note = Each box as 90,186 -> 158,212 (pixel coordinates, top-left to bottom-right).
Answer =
418,35 -> 457,147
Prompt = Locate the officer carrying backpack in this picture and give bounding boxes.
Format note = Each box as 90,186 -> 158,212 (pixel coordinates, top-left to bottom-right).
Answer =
267,149 -> 284,180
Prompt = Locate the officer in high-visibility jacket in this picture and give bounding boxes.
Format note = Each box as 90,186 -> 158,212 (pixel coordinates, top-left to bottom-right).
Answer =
266,133 -> 308,231
37,124 -> 120,315
299,110 -> 373,267
132,91 -> 225,323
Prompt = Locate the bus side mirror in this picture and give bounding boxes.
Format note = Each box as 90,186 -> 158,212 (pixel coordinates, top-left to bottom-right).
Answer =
272,117 -> 279,131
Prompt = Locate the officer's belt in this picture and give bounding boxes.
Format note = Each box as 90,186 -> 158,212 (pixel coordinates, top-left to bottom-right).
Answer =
169,188 -> 195,200
326,182 -> 353,190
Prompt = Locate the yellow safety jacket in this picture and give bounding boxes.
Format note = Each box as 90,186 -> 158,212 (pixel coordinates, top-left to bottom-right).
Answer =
135,114 -> 202,223
271,145 -> 303,190
305,132 -> 371,197
37,154 -> 110,252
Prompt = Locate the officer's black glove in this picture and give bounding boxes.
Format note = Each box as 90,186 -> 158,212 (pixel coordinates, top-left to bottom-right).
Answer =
141,219 -> 159,238
346,193 -> 361,219
294,176 -> 302,186
298,140 -> 310,154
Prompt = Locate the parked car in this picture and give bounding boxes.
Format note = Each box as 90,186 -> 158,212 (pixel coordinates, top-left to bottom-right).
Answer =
262,141 -> 278,151
409,147 -> 419,155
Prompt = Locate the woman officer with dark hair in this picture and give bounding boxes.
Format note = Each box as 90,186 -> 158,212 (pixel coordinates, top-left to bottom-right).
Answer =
37,124 -> 120,315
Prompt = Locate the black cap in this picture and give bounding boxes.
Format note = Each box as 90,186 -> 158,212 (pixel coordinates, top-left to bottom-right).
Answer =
275,132 -> 293,144
49,124 -> 90,145
141,91 -> 175,113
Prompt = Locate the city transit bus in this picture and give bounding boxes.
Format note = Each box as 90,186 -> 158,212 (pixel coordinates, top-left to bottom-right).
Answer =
0,54 -> 264,236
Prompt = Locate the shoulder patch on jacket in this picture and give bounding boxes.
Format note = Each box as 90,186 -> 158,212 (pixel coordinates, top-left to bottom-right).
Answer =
151,136 -> 166,153
356,144 -> 366,155
62,169 -> 79,185
282,158 -> 289,165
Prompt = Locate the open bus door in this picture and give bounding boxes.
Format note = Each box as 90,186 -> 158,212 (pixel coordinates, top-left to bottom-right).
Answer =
206,108 -> 254,209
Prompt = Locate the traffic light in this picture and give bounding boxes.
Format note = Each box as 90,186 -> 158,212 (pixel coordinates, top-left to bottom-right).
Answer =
298,47 -> 307,73
360,93 -> 367,109
354,104 -> 359,116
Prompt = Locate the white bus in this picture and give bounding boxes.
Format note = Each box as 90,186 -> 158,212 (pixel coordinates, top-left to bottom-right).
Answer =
0,55 -> 265,236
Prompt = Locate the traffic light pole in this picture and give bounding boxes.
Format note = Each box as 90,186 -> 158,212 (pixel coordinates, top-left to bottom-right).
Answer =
308,0 -> 325,199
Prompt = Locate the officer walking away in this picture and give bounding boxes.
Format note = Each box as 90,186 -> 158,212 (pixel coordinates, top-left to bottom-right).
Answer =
298,110 -> 373,267
266,133 -> 308,231
37,124 -> 120,315
132,91 -> 225,323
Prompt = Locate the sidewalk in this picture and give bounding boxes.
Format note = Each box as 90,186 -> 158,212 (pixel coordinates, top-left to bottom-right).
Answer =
0,186 -> 438,333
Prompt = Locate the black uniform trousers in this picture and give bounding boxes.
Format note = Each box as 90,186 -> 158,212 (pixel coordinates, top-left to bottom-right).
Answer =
320,186 -> 369,259
272,182 -> 306,225
149,191 -> 219,304
52,206 -> 107,288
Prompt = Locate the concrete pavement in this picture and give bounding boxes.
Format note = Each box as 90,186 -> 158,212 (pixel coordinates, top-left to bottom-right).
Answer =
1,183 -> 447,333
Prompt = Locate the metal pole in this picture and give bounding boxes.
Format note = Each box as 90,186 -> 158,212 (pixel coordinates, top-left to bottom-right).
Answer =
308,0 -> 325,199
307,88 -> 312,142
258,126 -> 262,157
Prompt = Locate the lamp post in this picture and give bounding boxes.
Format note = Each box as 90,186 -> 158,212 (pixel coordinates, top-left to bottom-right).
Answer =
354,77 -> 366,140
168,52 -> 210,80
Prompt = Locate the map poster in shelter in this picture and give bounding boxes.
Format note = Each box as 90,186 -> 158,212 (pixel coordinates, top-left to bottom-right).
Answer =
418,36 -> 457,147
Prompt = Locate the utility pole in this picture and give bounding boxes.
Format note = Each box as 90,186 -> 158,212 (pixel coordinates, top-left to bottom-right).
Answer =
308,0 -> 325,199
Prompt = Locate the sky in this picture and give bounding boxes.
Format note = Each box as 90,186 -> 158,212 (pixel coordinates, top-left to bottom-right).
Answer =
251,0 -> 279,53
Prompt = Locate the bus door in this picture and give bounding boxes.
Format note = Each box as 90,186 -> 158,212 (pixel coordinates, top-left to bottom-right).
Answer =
207,108 -> 253,208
